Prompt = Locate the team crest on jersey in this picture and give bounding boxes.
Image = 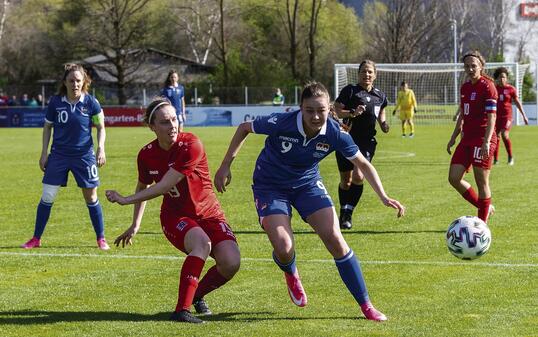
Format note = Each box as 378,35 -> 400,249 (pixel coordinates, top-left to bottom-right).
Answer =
315,142 -> 330,152
176,220 -> 188,231
504,89 -> 509,95
471,92 -> 476,101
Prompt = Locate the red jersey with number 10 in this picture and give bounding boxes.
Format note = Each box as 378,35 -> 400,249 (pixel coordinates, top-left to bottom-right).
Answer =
495,84 -> 517,119
460,77 -> 498,145
137,132 -> 225,221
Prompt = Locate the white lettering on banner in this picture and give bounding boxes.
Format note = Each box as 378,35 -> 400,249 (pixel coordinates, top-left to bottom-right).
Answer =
520,3 -> 538,17
104,114 -> 144,124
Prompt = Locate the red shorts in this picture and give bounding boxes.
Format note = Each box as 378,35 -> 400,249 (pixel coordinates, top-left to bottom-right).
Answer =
160,211 -> 237,255
496,116 -> 512,132
450,141 -> 496,170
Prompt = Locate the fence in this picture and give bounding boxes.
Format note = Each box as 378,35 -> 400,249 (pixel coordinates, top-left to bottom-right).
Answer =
0,84 -> 303,107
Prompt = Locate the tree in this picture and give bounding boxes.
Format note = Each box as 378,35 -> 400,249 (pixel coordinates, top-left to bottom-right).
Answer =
71,0 -> 153,104
363,0 -> 447,63
307,0 -> 324,78
0,0 -> 9,42
169,0 -> 219,65
276,0 -> 300,79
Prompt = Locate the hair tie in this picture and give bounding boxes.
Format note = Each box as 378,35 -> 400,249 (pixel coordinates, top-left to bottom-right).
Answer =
148,102 -> 168,124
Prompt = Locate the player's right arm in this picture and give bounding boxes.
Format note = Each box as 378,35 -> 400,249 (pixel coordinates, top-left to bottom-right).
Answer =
214,121 -> 253,192
447,108 -> 463,155
114,181 -> 151,248
39,122 -> 53,172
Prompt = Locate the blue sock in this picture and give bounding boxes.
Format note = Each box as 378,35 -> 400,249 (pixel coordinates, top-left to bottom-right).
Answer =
87,200 -> 105,239
33,200 -> 53,239
335,249 -> 369,305
273,251 -> 297,274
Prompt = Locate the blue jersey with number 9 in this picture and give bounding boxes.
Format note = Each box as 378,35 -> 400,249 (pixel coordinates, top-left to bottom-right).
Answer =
251,110 -> 359,189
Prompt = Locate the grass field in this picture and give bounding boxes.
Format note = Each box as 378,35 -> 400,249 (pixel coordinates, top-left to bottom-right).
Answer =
0,124 -> 537,337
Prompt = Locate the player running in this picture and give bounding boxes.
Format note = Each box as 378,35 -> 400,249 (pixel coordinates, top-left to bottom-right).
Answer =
21,64 -> 109,250
214,82 -> 404,322
106,98 -> 240,324
492,67 -> 529,165
447,50 -> 497,223
333,60 -> 390,230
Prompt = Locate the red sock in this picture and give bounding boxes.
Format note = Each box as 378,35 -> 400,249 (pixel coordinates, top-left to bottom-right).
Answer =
194,265 -> 230,300
503,137 -> 512,158
477,198 -> 491,223
462,187 -> 480,208
176,255 -> 205,312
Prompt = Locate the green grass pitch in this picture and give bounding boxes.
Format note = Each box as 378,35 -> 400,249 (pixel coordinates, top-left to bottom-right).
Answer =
0,124 -> 537,336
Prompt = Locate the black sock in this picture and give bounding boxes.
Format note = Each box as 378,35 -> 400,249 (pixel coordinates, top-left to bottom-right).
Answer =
348,183 -> 364,209
339,185 -> 350,211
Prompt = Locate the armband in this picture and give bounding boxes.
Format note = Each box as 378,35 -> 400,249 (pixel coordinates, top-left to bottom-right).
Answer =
92,112 -> 105,126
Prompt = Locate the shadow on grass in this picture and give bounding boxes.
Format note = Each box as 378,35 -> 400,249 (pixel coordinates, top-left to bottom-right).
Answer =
0,310 -> 359,324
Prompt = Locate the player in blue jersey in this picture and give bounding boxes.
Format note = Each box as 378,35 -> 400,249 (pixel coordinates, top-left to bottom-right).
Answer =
161,70 -> 186,131
214,82 -> 405,321
21,64 -> 109,250
334,60 -> 390,230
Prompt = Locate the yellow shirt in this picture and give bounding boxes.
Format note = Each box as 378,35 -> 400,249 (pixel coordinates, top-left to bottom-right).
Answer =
395,89 -> 417,112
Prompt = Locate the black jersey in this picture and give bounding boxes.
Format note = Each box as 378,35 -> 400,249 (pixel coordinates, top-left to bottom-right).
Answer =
335,84 -> 388,141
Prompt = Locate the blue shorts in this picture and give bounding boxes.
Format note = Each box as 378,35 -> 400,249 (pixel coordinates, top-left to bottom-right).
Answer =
42,151 -> 100,188
252,179 -> 334,222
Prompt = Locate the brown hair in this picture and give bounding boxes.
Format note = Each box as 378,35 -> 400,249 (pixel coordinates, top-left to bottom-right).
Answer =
164,69 -> 179,87
58,64 -> 91,96
144,97 -> 172,125
358,59 -> 377,74
493,66 -> 509,80
462,50 -> 493,81
300,81 -> 349,131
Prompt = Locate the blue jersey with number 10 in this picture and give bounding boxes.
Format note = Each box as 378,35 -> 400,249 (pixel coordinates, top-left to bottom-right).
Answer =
251,110 -> 359,189
45,94 -> 102,157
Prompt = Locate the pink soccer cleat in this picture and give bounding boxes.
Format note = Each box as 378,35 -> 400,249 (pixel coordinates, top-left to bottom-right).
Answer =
284,271 -> 307,307
21,237 -> 41,249
97,238 -> 110,250
360,302 -> 387,321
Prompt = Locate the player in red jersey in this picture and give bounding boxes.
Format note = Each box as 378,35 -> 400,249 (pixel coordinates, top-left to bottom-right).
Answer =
105,98 -> 240,324
492,67 -> 529,165
447,51 -> 497,223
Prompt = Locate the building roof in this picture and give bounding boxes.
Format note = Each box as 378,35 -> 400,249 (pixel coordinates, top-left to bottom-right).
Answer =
76,48 -> 214,84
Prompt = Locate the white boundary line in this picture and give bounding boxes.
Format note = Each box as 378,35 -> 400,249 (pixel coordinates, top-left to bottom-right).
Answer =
374,150 -> 416,159
1,251 -> 536,268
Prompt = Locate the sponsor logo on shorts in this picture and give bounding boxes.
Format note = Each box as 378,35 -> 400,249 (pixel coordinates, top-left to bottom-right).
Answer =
149,170 -> 159,175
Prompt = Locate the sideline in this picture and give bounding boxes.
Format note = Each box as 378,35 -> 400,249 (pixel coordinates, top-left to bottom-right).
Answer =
0,251 -> 536,268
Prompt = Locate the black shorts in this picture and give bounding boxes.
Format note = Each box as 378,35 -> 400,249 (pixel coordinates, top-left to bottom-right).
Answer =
335,137 -> 377,172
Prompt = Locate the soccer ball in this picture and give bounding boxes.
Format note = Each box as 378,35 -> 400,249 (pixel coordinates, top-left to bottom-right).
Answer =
446,216 -> 492,260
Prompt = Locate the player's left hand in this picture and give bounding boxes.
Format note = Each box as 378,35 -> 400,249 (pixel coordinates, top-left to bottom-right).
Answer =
105,190 -> 127,205
114,226 -> 138,248
380,121 -> 389,133
382,197 -> 405,217
96,147 -> 106,167
480,142 -> 490,160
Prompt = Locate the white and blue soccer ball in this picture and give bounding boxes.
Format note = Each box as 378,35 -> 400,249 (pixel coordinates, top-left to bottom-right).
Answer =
446,216 -> 492,260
